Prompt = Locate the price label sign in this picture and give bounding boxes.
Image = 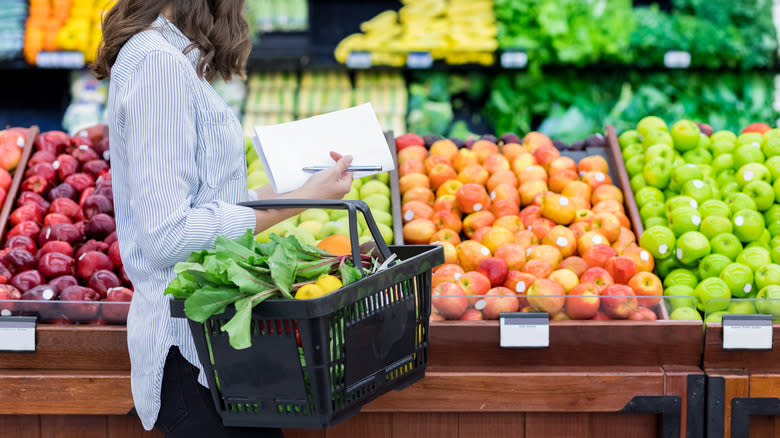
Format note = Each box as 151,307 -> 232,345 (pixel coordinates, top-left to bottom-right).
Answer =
664,51 -> 691,69
722,314 -> 773,351
407,51 -> 433,69
499,312 -> 549,348
500,51 -> 528,69
0,316 -> 36,352
346,51 -> 372,69
36,51 -> 85,69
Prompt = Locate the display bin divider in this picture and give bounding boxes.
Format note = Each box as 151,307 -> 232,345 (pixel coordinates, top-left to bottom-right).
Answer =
0,125 -> 38,239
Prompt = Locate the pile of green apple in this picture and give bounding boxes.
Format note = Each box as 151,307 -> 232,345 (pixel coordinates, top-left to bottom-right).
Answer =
619,117 -> 780,322
244,137 -> 395,246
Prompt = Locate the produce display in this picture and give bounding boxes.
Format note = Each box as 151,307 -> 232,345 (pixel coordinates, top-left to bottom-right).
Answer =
0,127 -> 133,324
396,131 -> 663,321
0,0 -> 26,61
243,71 -> 406,137
619,117 -> 780,321
244,138 -> 395,249
335,0 -> 497,67
62,70 -> 109,135
245,0 -> 308,34
24,0 -> 115,65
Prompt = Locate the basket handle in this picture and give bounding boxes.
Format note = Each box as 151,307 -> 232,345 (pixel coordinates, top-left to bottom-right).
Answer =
238,199 -> 394,277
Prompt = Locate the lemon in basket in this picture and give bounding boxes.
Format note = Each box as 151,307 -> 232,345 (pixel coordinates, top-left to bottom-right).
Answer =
316,275 -> 343,294
295,284 -> 326,300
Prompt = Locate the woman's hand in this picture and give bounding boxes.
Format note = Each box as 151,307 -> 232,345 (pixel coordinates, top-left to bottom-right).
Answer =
297,152 -> 354,200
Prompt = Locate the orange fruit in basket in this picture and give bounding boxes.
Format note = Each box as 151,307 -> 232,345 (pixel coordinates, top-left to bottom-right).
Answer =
317,234 -> 352,256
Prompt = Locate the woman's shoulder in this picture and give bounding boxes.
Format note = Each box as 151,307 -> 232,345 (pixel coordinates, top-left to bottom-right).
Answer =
111,30 -> 191,85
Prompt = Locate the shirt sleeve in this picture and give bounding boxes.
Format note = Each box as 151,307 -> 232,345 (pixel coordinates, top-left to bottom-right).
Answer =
121,51 -> 256,270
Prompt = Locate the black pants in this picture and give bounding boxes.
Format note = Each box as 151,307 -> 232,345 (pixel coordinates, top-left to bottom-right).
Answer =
155,346 -> 284,438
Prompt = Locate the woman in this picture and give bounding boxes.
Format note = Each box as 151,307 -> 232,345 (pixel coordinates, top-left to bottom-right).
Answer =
93,1 -> 353,436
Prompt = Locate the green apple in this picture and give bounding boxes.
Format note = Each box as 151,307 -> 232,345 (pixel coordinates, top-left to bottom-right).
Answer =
246,171 -> 270,189
711,154 -> 735,174
695,277 -> 731,312
329,209 -> 348,221
351,179 -> 363,191
362,194 -> 390,212
669,164 -> 703,192
775,178 -> 780,205
705,311 -> 725,323
639,225 -> 676,260
718,181 -> 740,200
247,159 -> 264,174
656,256 -> 682,278
664,189 -> 680,200
640,200 -> 666,222
765,156 -> 780,180
720,263 -> 755,297
726,300 -> 757,315
699,253 -> 732,279
343,187 -> 360,201
670,120 -> 701,151
737,132 -> 764,147
670,307 -> 703,321
772,245 -> 780,264
755,285 -> 780,318
376,172 -> 390,185
710,233 -> 742,261
286,227 -> 316,246
300,208 -> 330,224
699,200 -> 731,219
732,209 -> 766,243
669,206 -> 701,237
755,264 -> 780,290
623,143 -> 644,161
698,164 -> 714,179
630,174 -> 647,193
725,193 -> 757,216
676,231 -> 711,265
321,220 -> 350,238
682,179 -> 713,204
642,130 -> 673,150
760,229 -> 771,245
747,241 -> 770,251
637,117 -> 668,137
625,156 -> 646,178
376,223 -> 394,244
371,210 -> 393,227
737,247 -> 772,273
619,130 -> 642,149
711,139 -> 736,157
715,169 -> 737,188
712,130 -> 737,145
666,196 -> 699,216
643,158 -> 673,189
645,217 -> 668,228
764,128 -> 780,140
743,180 -> 775,211
664,269 -> 700,290
683,148 -> 713,165
763,135 -> 780,158
736,163 -> 772,187
664,285 -> 696,310
645,143 -> 674,162
698,132 -> 712,150
700,215 -> 733,239
298,220 -> 325,240
673,156 -> 686,167
359,180 -> 390,199
635,187 -> 665,208
734,144 -> 765,169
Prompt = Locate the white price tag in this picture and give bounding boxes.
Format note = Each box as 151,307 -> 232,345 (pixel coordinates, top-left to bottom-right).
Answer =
0,316 -> 36,352
36,51 -> 85,69
500,312 -> 549,348
346,51 -> 372,69
500,51 -> 528,69
722,314 -> 773,351
407,51 -> 433,69
664,51 -> 691,69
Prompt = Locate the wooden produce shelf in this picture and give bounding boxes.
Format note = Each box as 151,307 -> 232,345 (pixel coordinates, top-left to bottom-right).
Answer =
704,323 -> 780,438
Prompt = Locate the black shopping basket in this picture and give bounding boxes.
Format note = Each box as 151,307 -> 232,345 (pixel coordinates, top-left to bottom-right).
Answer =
170,199 -> 444,429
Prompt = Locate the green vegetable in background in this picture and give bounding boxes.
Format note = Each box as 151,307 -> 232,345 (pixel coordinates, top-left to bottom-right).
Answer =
166,230 -> 373,350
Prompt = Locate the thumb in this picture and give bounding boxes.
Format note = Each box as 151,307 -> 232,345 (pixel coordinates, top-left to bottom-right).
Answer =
333,155 -> 353,174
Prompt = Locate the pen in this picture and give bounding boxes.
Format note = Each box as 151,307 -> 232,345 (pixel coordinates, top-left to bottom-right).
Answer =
302,165 -> 383,173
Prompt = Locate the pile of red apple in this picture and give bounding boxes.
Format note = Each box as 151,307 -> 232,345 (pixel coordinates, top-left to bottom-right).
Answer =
0,127 -> 30,214
395,132 -> 663,321
0,126 -> 133,324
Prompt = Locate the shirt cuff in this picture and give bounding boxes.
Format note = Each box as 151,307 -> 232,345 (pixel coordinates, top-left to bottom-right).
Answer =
219,202 -> 257,237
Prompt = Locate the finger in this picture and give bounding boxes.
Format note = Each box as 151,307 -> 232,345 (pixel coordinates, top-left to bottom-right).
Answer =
334,155 -> 353,174
330,151 -> 344,161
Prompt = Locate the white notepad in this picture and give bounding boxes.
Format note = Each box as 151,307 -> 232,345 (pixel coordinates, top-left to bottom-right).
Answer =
251,103 -> 396,194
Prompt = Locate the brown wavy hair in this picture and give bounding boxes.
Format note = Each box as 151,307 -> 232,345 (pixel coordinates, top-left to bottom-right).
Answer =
93,0 -> 250,82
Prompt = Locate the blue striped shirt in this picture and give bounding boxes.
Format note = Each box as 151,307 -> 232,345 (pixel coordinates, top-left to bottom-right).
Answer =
106,15 -> 258,431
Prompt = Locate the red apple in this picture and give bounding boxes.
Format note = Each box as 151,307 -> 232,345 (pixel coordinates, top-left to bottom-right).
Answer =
476,257 -> 509,287
579,267 -> 614,293
627,271 -> 663,308
482,287 -> 520,319
600,284 -> 638,319
565,283 -> 600,320
604,256 -> 638,285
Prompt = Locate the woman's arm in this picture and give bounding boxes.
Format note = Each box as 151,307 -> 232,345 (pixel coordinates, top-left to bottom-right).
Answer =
122,51 -> 258,269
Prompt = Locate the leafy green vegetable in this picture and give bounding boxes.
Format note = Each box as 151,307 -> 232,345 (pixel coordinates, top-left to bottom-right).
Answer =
166,229 -> 376,349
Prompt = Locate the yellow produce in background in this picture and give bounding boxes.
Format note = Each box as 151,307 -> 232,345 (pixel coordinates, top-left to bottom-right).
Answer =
335,0 -> 497,66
